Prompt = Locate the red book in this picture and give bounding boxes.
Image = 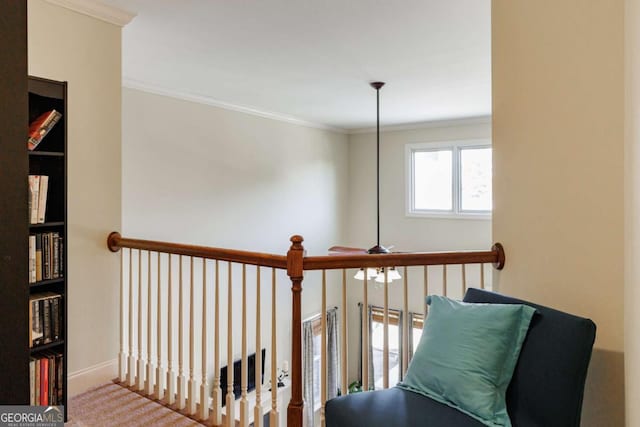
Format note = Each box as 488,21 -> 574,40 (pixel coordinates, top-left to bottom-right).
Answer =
28,110 -> 62,151
40,357 -> 49,405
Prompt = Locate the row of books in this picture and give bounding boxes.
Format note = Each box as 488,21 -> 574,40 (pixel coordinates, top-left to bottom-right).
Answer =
29,232 -> 63,283
28,109 -> 62,151
29,292 -> 63,348
28,175 -> 49,224
30,351 -> 63,406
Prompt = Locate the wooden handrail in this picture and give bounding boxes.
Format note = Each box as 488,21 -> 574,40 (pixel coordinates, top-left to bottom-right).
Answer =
107,232 -> 288,269
303,243 -> 505,271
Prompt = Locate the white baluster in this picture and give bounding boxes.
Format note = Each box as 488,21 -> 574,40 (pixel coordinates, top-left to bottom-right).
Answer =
210,260 -> 222,426
145,251 -> 154,395
119,249 -> 126,382
240,264 -> 249,427
442,265 -> 448,297
226,262 -> 235,427
254,266 -> 263,427
128,249 -> 135,387
321,270 -> 327,426
188,257 -> 197,414
137,250 -> 145,391
402,266 -> 409,378
480,263 -> 485,289
269,268 -> 278,427
362,273 -> 369,391
155,252 -> 165,400
383,269 -> 389,389
177,255 -> 186,409
200,259 -> 209,420
423,266 -> 429,319
167,254 -> 176,405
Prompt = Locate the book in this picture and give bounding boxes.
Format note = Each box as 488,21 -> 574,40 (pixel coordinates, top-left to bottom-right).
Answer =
43,298 -> 51,344
51,298 -> 60,341
29,358 -> 36,405
27,110 -> 62,151
35,234 -> 43,282
29,235 -> 36,283
35,358 -> 40,405
56,353 -> 63,403
52,233 -> 59,279
37,176 -> 49,223
28,176 -> 40,224
43,233 -> 50,280
40,356 -> 48,405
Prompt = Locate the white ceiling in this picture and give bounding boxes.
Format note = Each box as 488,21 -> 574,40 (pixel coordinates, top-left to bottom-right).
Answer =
102,0 -> 491,131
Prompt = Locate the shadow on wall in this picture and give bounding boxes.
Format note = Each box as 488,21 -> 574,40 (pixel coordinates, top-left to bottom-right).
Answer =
581,349 -> 625,426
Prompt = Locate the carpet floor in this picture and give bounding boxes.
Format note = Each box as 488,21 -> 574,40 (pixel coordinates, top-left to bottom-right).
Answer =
66,382 -> 204,427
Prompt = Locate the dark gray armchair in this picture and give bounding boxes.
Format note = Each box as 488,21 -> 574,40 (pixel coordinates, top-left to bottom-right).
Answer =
325,288 -> 596,427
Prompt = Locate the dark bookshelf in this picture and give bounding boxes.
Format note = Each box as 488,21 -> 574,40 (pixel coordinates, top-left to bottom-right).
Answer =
28,76 -> 68,418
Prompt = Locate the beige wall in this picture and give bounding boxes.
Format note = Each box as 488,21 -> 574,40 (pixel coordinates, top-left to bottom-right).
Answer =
492,0 -> 624,425
28,0 -> 122,384
346,121 -> 492,252
122,87 -> 349,374
625,0 -> 640,425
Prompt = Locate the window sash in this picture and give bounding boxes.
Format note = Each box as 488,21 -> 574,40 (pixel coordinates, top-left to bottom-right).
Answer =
406,139 -> 492,218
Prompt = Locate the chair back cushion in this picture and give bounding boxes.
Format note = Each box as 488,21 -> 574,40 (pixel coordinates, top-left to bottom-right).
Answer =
463,288 -> 596,427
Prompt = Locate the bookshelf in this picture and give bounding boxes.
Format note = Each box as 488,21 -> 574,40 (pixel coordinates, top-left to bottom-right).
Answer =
27,76 -> 68,417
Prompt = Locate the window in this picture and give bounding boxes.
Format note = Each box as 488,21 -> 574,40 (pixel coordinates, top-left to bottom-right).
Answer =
407,140 -> 492,218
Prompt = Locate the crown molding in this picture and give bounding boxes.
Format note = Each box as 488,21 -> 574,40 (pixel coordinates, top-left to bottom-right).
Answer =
44,0 -> 136,27
123,78 -> 347,134
347,115 -> 492,135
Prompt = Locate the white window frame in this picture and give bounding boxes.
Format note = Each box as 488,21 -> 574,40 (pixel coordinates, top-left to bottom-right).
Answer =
406,139 -> 492,219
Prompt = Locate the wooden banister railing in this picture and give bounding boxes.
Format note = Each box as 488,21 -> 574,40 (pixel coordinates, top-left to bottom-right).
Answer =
107,232 -> 505,427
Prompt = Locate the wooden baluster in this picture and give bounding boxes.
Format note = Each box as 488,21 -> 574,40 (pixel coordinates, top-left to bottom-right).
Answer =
211,260 -> 222,426
340,269 -> 347,397
270,268 -> 279,427
240,264 -> 249,427
226,262 -> 235,427
119,249 -> 126,382
177,255 -> 186,410
188,257 -> 196,414
442,265 -> 448,298
146,251 -> 154,395
480,263 -> 485,289
362,273 -> 369,391
138,249 -> 145,391
156,252 -> 165,399
462,264 -> 467,295
383,269 -> 389,389
254,266 -> 264,427
423,266 -> 429,319
128,249 -> 135,386
320,270 -> 327,427
286,235 -> 304,427
402,266 -> 409,378
167,254 -> 176,405
200,259 -> 209,420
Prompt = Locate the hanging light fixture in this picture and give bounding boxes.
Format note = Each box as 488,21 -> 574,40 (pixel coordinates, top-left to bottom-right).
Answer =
354,82 -> 401,284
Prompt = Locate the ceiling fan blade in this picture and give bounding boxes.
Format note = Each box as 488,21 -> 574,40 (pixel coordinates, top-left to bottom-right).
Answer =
328,245 -> 368,254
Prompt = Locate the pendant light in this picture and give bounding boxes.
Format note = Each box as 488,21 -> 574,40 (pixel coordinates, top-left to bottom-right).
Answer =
354,81 -> 401,284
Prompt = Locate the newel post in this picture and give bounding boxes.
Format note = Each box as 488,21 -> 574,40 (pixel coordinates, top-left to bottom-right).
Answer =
287,235 -> 305,427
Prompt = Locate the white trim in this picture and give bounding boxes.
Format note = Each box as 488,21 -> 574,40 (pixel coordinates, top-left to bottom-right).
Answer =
67,358 -> 118,397
348,116 -> 491,135
405,139 -> 492,219
123,78 -> 347,134
44,0 -> 136,27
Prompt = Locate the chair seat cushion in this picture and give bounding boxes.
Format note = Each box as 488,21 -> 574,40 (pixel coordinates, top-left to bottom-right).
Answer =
325,387 -> 486,427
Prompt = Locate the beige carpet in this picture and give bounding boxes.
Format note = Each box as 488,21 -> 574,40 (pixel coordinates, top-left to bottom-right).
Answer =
66,382 -> 205,427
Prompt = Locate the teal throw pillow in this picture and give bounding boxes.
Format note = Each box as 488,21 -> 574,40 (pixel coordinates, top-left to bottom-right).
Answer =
397,295 -> 535,427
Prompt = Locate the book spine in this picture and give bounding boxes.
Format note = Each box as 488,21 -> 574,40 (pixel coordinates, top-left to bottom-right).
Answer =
37,176 -> 48,224
35,234 -> 42,282
43,298 -> 51,344
33,300 -> 43,347
29,358 -> 35,405
52,297 -> 60,341
43,233 -> 49,280
56,353 -> 63,403
28,110 -> 62,150
59,237 -> 64,277
29,235 -> 36,283
48,354 -> 54,405
29,176 -> 40,224
52,233 -> 59,279
35,358 -> 40,405
40,357 -> 48,405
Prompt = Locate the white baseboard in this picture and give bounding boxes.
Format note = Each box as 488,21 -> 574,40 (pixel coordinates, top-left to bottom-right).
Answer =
68,358 -> 118,397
